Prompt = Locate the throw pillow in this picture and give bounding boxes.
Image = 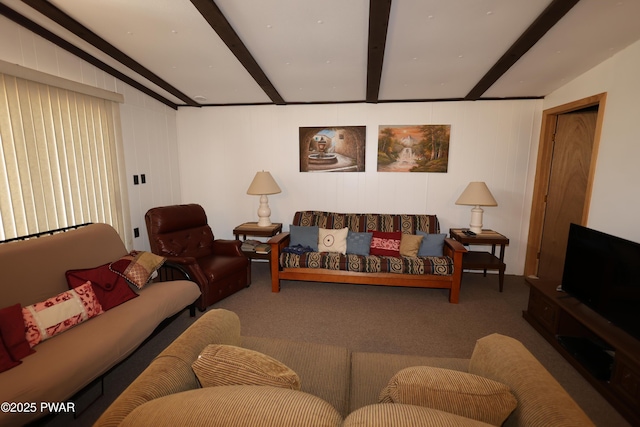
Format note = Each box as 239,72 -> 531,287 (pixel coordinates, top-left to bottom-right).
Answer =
379,366 -> 517,426
370,231 -> 402,257
318,228 -> 349,254
0,336 -> 21,373
0,303 -> 35,361
346,231 -> 373,256
66,263 -> 138,311
109,250 -> 166,289
192,344 -> 301,390
416,232 -> 447,256
289,225 -> 319,251
400,234 -> 424,257
22,281 -> 104,347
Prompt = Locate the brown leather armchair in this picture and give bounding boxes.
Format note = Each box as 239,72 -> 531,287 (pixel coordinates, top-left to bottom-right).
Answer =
145,204 -> 250,311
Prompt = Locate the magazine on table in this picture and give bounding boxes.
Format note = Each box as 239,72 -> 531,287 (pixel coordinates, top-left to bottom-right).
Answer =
241,239 -> 261,252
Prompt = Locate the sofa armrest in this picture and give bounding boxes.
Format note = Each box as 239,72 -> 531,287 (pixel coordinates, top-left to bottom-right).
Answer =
268,232 -> 290,293
212,239 -> 244,257
469,334 -> 595,426
268,231 -> 290,247
161,256 -> 209,296
443,238 -> 466,269
94,309 -> 242,427
443,237 -> 467,254
154,262 -> 198,316
156,261 -> 192,282
268,232 -> 290,259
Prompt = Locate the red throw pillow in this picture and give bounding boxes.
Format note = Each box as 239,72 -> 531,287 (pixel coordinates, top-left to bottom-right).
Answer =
0,303 -> 35,361
66,263 -> 138,311
370,231 -> 402,257
0,336 -> 21,373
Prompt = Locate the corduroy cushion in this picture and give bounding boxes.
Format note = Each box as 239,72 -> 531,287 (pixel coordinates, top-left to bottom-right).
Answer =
344,403 -> 493,427
192,344 -> 301,390
120,385 -> 343,427
379,366 -> 517,426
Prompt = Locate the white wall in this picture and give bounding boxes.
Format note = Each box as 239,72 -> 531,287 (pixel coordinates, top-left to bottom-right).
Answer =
0,15 -> 182,250
3,9 -> 637,274
177,100 -> 543,274
544,39 -> 640,244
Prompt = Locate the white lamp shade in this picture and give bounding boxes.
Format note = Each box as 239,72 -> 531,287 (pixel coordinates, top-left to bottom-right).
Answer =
247,171 -> 281,195
455,182 -> 497,206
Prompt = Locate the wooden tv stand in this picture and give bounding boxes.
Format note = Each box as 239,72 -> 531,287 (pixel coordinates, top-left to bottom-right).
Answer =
523,278 -> 640,425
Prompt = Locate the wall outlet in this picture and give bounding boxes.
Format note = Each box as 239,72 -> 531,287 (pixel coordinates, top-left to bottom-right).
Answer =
133,227 -> 140,238
133,175 -> 139,185
141,174 -> 146,184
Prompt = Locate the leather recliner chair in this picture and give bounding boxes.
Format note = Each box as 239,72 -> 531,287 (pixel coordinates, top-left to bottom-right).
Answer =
145,204 -> 250,311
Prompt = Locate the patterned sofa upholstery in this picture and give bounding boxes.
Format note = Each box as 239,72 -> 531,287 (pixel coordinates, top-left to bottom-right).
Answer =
269,211 -> 467,303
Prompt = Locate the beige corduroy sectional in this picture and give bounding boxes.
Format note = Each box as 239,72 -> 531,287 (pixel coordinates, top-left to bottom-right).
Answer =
95,309 -> 594,426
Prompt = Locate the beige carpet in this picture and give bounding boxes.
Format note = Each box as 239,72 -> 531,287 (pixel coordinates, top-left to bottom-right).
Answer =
39,262 -> 629,426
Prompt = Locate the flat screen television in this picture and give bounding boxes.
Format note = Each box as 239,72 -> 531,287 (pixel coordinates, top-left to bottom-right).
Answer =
561,223 -> 640,341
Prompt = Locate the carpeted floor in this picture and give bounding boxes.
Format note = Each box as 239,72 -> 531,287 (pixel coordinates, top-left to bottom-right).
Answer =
38,262 -> 630,426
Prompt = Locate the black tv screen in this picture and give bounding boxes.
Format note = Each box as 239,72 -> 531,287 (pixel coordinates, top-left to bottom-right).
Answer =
561,223 -> 640,341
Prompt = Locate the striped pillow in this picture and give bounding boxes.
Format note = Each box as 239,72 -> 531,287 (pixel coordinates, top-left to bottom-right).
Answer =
192,344 -> 301,390
379,366 -> 517,426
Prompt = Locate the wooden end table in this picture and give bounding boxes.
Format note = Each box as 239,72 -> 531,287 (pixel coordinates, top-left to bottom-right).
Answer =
449,228 -> 509,292
233,222 -> 282,261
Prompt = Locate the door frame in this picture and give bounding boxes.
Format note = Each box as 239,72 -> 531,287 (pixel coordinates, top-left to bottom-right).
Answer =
524,93 -> 607,277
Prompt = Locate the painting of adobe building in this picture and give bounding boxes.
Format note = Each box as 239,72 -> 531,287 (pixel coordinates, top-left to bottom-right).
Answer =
377,124 -> 450,172
299,126 -> 366,172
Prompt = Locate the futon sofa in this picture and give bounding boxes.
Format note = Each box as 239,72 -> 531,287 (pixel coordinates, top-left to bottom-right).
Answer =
0,223 -> 201,426
269,211 -> 467,303
95,309 -> 594,426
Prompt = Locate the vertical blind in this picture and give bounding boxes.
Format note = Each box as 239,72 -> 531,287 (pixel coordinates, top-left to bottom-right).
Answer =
0,72 -> 131,243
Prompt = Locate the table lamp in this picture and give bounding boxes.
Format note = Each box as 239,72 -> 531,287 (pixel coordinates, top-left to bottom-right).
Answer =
455,182 -> 497,234
246,171 -> 281,227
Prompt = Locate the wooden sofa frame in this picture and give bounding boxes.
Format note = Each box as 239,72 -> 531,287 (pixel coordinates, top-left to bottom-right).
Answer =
268,232 -> 467,303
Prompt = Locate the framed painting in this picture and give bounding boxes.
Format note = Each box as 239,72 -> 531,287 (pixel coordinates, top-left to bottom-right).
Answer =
299,126 -> 366,172
377,124 -> 451,172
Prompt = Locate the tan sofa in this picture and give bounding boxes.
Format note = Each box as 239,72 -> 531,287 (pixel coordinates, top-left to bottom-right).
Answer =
0,223 -> 201,427
95,309 -> 594,426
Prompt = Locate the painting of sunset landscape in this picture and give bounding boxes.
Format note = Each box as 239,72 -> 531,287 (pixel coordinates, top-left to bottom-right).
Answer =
377,124 -> 450,172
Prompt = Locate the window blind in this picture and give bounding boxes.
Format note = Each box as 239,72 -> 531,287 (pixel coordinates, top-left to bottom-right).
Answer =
0,72 -> 131,244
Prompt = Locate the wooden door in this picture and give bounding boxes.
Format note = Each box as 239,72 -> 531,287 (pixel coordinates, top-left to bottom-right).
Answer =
536,108 -> 597,281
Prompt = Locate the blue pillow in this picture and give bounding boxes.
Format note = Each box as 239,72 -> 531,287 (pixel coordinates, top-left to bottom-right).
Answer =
289,225 -> 319,251
346,231 -> 373,256
416,231 -> 446,256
